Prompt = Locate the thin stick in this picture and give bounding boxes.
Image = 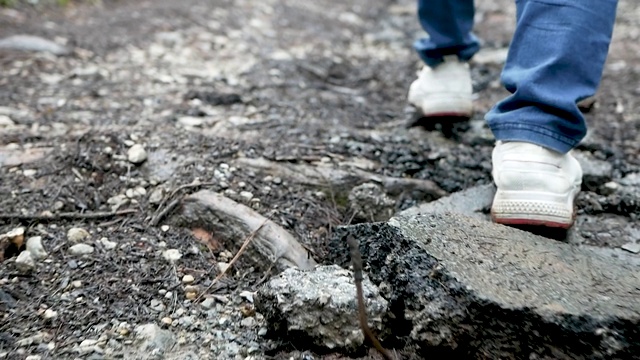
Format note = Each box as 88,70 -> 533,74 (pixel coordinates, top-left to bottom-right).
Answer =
346,235 -> 397,360
150,181 -> 216,226
0,209 -> 136,222
195,219 -> 268,302
149,197 -> 181,226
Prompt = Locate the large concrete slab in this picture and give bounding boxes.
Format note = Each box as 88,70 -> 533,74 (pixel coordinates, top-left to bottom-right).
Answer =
401,184 -> 640,263
328,213 -> 640,359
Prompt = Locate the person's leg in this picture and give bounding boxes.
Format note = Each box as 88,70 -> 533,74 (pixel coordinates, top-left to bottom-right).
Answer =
414,0 -> 480,66
409,0 -> 479,117
488,0 -> 618,228
486,0 -> 618,153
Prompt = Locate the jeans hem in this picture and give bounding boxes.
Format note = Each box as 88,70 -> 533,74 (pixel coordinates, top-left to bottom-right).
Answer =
489,123 -> 580,153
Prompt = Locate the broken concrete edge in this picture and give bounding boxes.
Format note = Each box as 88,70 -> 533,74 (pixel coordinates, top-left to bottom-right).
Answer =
323,215 -> 640,359
254,264 -> 388,355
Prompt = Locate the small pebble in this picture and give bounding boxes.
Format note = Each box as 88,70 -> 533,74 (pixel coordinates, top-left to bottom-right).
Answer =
148,187 -> 165,204
200,298 -> 215,309
15,251 -> 35,272
0,114 -> 14,126
68,244 -> 94,256
182,275 -> 195,284
150,299 -> 165,312
99,237 -> 117,250
161,317 -> 173,326
162,249 -> 182,262
26,236 -> 48,259
67,227 -> 90,242
127,144 -> 148,165
218,262 -> 230,273
42,309 -> 57,319
239,191 -> 254,201
241,317 -> 256,327
621,242 -> 640,254
23,169 -> 37,177
72,280 -> 82,288
161,225 -> 170,232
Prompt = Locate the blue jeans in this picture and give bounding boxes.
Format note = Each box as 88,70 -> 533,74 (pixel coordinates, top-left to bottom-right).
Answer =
415,0 -> 618,153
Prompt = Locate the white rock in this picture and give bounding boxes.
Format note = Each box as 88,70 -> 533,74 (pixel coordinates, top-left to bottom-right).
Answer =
200,298 -> 215,309
239,290 -> 254,303
182,274 -> 195,284
69,244 -> 94,255
26,236 -> 48,259
1,227 -> 24,240
218,262 -> 230,273
127,144 -> 148,165
134,323 -> 175,352
160,225 -> 170,232
177,116 -> 204,127
43,309 -> 58,319
162,249 -> 182,262
25,356 -> 41,360
67,227 -> 90,242
0,115 -> 14,127
125,187 -> 146,198
239,191 -> 254,201
107,194 -> 129,211
148,187 -> 165,204
241,317 -> 256,327
22,169 -> 37,177
0,35 -> 69,55
99,237 -> 117,250
15,251 -> 35,272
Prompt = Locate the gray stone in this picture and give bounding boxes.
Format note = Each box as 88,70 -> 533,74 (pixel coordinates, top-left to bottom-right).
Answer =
402,184 -> 640,252
26,236 -> 48,259
15,251 -> 35,272
99,237 -> 117,250
0,35 -> 69,55
69,244 -> 94,256
621,242 -> 640,254
134,323 -> 175,353
573,151 -> 613,190
400,183 -> 493,220
0,115 -> 14,127
67,227 -> 90,242
327,214 -> 640,358
255,264 -> 387,350
127,144 -> 148,165
620,173 -> 640,187
348,182 -> 396,222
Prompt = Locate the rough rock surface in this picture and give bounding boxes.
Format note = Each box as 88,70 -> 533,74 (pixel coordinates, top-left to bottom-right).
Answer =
348,182 -> 396,222
327,214 -> 640,359
255,264 -> 388,351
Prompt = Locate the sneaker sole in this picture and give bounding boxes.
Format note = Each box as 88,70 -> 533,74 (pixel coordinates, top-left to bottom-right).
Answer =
412,95 -> 473,118
490,189 -> 578,229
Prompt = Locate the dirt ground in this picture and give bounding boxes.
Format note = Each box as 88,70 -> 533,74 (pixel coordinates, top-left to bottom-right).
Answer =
1,0 -> 639,359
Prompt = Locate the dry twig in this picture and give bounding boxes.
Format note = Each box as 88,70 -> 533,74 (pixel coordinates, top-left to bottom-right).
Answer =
196,219 -> 268,302
347,235 -> 397,360
149,181 -> 216,226
0,209 -> 136,222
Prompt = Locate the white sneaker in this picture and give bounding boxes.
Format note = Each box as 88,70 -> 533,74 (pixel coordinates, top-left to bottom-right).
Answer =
408,55 -> 473,118
491,141 -> 582,229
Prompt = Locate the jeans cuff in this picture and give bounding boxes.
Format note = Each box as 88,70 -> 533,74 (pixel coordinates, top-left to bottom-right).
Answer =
489,122 -> 580,153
